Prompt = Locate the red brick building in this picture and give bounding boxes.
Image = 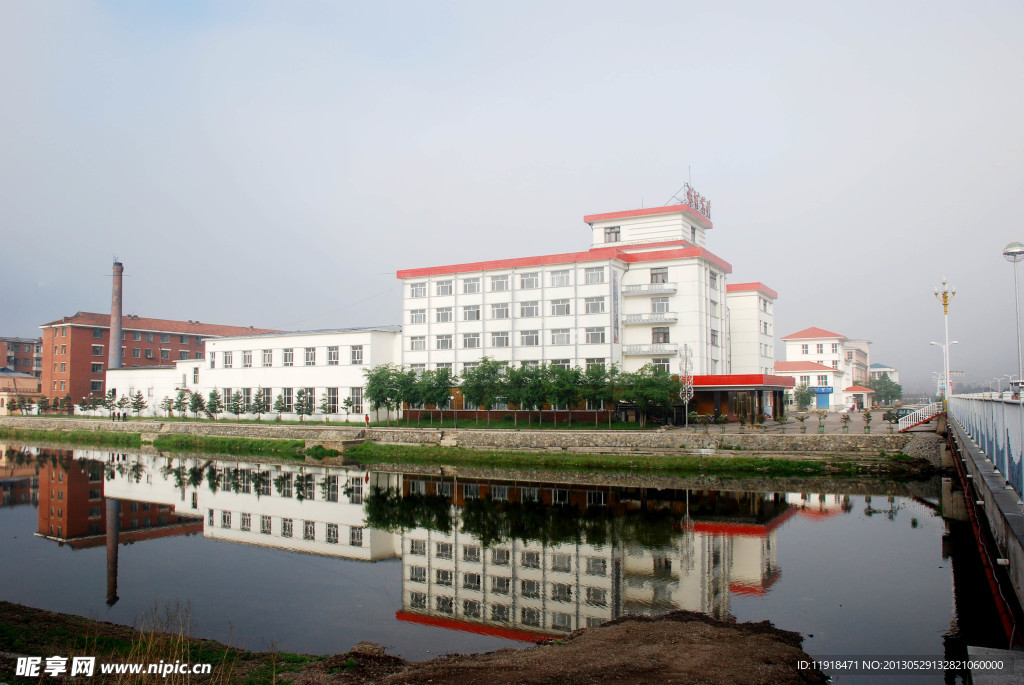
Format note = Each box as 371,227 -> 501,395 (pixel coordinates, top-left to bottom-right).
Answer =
0,336 -> 42,383
40,312 -> 277,403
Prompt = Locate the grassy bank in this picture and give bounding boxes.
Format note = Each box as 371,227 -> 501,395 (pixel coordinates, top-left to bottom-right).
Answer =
0,426 -> 141,448
343,442 -> 927,478
151,434 -> 306,458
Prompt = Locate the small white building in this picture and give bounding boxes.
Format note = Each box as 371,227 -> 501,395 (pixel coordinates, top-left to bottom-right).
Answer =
778,327 -> 874,411
774,361 -> 845,411
725,282 -> 777,375
105,327 -> 402,421
869,363 -> 900,385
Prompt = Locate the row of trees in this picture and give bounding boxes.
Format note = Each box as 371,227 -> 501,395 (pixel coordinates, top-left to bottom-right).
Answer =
364,359 -> 681,428
5,394 -> 75,415
792,373 -> 903,411
151,387 -> 357,422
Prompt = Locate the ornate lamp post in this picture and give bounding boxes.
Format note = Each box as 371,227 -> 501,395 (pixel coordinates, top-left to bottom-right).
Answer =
933,278 -> 956,410
1004,243 -> 1024,393
930,341 -> 958,407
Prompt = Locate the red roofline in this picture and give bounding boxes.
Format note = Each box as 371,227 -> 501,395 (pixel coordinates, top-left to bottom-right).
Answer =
844,385 -> 874,393
774,361 -> 841,373
692,508 -> 797,538
726,282 -> 778,299
582,204 -> 712,229
395,610 -> 549,643
39,312 -> 278,337
692,374 -> 796,389
397,243 -> 732,278
781,327 -> 846,341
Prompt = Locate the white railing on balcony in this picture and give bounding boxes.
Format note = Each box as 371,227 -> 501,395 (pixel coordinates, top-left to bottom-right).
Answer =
622,282 -> 677,296
623,344 -> 678,356
949,395 -> 1024,497
623,312 -> 678,324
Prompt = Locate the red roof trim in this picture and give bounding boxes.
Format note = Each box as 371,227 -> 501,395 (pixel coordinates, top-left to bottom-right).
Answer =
725,282 -> 778,299
396,243 -> 732,278
692,374 -> 796,389
395,610 -> 549,643
774,361 -> 840,373
582,204 -> 713,229
39,312 -> 278,337
781,327 -> 846,341
844,385 -> 874,393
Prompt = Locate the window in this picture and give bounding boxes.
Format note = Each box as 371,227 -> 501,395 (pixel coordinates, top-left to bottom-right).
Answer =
91,362 -> 102,373
799,375 -> 811,384
132,331 -> 141,341
436,596 -> 454,614
492,548 -> 510,565
281,518 -> 293,538
463,305 -> 481,321
160,334 -> 170,343
410,592 -> 427,609
491,331 -> 509,347
648,297 -> 669,314
436,280 -> 453,296
491,303 -> 509,319
550,270 -> 570,287
587,490 -> 606,507
179,351 -> 189,360
551,299 -> 570,316
552,553 -> 572,572
552,488 -> 569,504
550,359 -> 570,369
145,333 -> 153,342
324,473 -> 339,501
520,301 -> 539,318
351,346 -> 363,365
653,357 -> 671,372
652,327 -> 670,344
604,226 -> 620,242
463,573 -> 481,591
521,486 -> 539,502
260,515 -> 272,534
709,272 -> 719,290
410,282 -> 426,298
651,267 -> 668,284
90,380 -> 102,392
410,539 -> 426,555
584,266 -> 605,284
158,349 -> 168,360
132,348 -> 140,358
436,569 -> 453,586
521,607 -> 541,627
436,307 -> 453,323
436,334 -> 453,350
520,330 -> 539,346
585,297 -> 605,314
283,349 -> 294,366
490,275 -> 509,291
303,520 -> 315,540
327,347 -> 339,365
304,348 -> 316,365
436,542 -> 453,559
491,604 -> 510,622
586,557 -> 607,576
801,344 -> 809,355
522,550 -> 540,568
463,545 -> 481,562
91,328 -> 103,339
551,613 -> 573,631
463,277 -> 480,294
832,343 -> 839,353
350,527 -> 363,546
491,577 -> 510,595
350,387 -> 363,413
586,587 -> 608,606
585,327 -> 605,344
326,523 -> 339,543
521,579 -> 541,599
410,336 -> 426,351
410,566 -> 427,583
281,388 -> 293,412
817,343 -> 824,354
520,272 -> 539,289
463,599 -> 481,619
817,375 -> 829,386
550,329 -> 570,345
410,309 -> 426,324
710,301 -> 719,317
710,330 -> 719,347
463,333 -> 480,349
552,583 -> 572,602
92,345 -> 103,356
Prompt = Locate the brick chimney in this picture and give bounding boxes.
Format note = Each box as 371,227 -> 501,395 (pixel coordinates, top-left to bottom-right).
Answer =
108,260 -> 124,370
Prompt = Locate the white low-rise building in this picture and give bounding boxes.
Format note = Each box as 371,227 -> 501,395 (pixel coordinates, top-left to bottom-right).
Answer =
777,327 -> 874,411
105,327 -> 401,420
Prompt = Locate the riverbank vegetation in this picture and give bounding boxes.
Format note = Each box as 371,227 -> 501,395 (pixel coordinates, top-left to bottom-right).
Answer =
0,426 -> 141,448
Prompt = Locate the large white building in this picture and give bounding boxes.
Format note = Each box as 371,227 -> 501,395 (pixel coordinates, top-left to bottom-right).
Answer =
105,327 -> 401,420
775,327 -> 874,410
725,282 -> 777,375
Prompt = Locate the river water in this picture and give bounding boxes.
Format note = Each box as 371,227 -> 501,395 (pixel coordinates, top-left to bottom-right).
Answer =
0,445 -> 1006,683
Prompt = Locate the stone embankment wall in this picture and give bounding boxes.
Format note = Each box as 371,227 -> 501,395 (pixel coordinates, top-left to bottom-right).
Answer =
0,416 -> 918,458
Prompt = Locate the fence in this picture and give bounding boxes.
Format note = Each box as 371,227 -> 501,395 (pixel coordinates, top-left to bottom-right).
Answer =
949,394 -> 1024,497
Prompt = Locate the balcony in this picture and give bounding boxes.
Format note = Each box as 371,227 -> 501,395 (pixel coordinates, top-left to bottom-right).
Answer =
623,344 -> 678,356
622,282 -> 677,296
623,312 -> 678,325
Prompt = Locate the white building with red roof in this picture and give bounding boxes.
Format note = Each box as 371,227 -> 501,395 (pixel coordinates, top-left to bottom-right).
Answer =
776,327 -> 874,410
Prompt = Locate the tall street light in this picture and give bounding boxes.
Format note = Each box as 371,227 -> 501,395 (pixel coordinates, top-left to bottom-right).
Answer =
934,278 -> 956,411
1003,243 -> 1024,388
930,338 -> 958,409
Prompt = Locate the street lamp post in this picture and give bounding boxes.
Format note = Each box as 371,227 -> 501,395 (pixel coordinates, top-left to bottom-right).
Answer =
934,278 -> 956,411
930,339 -> 958,409
450,394 -> 457,430
1003,242 -> 1024,474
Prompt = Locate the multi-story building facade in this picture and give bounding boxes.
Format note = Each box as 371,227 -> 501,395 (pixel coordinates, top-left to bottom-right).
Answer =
869,363 -> 900,385
725,283 -> 777,375
1,336 -> 42,380
397,199 -> 772,377
104,327 -> 401,420
40,312 -> 276,402
777,327 -> 874,410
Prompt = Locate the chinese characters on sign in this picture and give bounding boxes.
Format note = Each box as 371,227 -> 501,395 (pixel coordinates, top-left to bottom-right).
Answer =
684,184 -> 711,220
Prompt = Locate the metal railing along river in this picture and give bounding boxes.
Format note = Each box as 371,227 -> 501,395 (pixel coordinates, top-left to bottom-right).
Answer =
949,394 -> 1024,497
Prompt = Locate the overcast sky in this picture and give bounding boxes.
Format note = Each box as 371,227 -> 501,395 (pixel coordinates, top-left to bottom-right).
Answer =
3,1 -> 1022,392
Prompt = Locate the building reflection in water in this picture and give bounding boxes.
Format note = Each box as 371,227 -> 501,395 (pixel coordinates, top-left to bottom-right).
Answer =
2,445 -> 40,507
9,447 -> 855,641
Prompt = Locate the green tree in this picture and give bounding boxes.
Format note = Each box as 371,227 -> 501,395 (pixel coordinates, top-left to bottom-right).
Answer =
77,396 -> 95,414
618,364 -> 675,428
396,368 -> 420,426
172,389 -> 189,418
37,396 -> 50,413
105,389 -> 117,417
341,396 -> 354,423
207,389 -> 223,419
546,363 -> 583,427
61,394 -> 73,415
294,389 -> 314,422
273,392 -> 288,415
251,387 -> 269,421
188,391 -> 206,419
317,391 -> 333,420
116,394 -> 130,415
793,384 -> 814,411
227,391 -> 245,419
501,364 -> 532,429
364,364 -> 402,425
159,396 -> 174,418
864,374 -> 902,406
460,357 -> 506,427
130,391 -> 147,417
521,363 -> 549,428
419,368 -> 456,427
579,363 -> 610,428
